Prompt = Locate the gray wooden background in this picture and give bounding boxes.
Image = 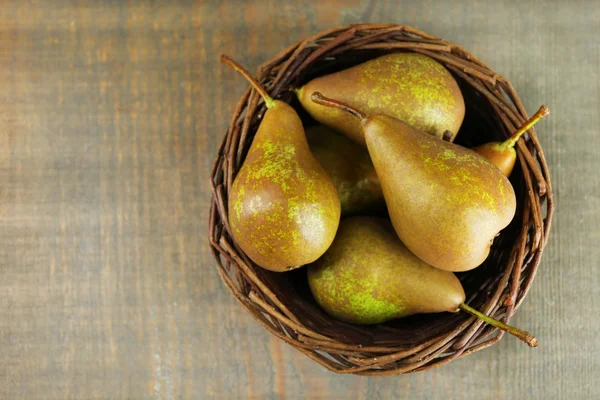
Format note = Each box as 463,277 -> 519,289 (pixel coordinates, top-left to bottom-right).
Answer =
1,1 -> 598,399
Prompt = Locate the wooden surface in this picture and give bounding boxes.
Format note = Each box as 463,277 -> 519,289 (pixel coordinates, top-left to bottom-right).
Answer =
0,1 -> 598,399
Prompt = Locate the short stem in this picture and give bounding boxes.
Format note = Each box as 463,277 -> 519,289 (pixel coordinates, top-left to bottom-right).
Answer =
459,302 -> 538,348
220,55 -> 275,109
310,92 -> 368,121
503,105 -> 549,149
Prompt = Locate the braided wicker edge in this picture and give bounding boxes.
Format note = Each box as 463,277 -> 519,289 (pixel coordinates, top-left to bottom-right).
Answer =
208,24 -> 554,376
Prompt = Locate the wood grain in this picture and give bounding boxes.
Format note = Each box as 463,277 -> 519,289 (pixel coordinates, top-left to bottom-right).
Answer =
0,0 -> 597,399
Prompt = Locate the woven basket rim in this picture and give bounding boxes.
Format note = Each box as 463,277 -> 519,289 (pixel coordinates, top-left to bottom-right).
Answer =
209,23 -> 554,376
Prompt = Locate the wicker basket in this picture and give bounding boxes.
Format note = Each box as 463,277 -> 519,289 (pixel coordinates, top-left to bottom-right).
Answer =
209,24 -> 553,375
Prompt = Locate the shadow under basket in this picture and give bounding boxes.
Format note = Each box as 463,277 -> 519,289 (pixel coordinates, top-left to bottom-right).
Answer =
209,24 -> 554,375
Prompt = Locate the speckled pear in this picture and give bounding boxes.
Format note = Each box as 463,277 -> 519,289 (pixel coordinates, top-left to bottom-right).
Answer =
297,53 -> 465,145
308,217 -> 465,325
306,125 -> 384,215
222,56 -> 340,272
307,217 -> 538,347
311,93 -> 516,272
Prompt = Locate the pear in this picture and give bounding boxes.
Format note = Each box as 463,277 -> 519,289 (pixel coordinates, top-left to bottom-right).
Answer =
308,217 -> 538,347
474,105 -> 549,176
306,125 -> 384,215
308,217 -> 465,324
297,53 -> 465,146
311,93 -> 516,272
222,56 -> 340,272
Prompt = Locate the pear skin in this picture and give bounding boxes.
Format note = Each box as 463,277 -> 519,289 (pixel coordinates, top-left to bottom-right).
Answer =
223,56 -> 341,272
306,125 -> 384,215
472,142 -> 516,177
363,115 -> 516,272
229,101 -> 341,271
307,217 -> 465,325
297,53 -> 465,146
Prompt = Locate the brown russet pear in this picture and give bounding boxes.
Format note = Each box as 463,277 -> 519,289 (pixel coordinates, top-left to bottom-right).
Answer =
311,93 -> 516,272
297,53 -> 465,146
308,217 -> 538,347
474,105 -> 549,176
222,56 -> 340,272
306,125 -> 384,215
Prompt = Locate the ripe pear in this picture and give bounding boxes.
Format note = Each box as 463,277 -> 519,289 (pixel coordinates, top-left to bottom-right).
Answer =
222,56 -> 340,272
306,125 -> 384,215
308,217 -> 465,325
311,93 -> 516,272
474,105 -> 549,176
297,53 -> 465,146
308,217 -> 538,347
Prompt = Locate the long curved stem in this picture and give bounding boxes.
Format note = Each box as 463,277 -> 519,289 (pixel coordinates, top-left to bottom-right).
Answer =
459,302 -> 538,348
310,92 -> 368,121
220,55 -> 275,109
503,105 -> 550,149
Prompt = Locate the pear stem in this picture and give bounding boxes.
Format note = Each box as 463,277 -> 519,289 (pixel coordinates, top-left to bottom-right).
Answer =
442,130 -> 454,142
310,92 -> 368,122
220,54 -> 275,109
458,303 -> 538,348
502,105 -> 550,149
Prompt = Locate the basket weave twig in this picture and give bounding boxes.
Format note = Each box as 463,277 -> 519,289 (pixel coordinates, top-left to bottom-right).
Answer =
209,24 -> 553,375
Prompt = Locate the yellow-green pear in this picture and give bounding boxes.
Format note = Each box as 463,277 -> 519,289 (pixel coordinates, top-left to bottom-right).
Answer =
311,93 -> 516,273
474,105 -> 549,176
306,125 -> 384,215
308,217 -> 539,347
297,53 -> 465,146
308,217 -> 465,325
222,56 -> 340,272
